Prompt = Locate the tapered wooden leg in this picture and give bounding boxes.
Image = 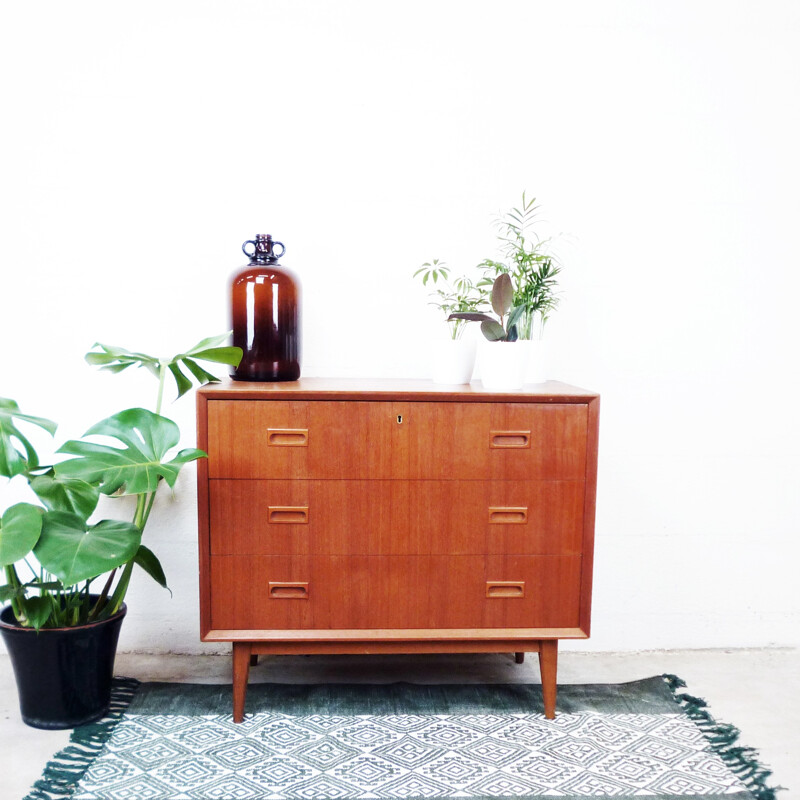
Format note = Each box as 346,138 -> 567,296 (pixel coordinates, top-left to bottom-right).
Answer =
538,640 -> 558,719
249,654 -> 259,667
232,642 -> 252,723
515,652 -> 525,664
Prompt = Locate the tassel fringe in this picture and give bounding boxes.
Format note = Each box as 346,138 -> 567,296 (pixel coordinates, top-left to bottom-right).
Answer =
23,677 -> 139,800
662,673 -> 784,800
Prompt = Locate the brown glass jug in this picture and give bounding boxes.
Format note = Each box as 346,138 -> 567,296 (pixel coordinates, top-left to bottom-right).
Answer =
231,234 -> 301,381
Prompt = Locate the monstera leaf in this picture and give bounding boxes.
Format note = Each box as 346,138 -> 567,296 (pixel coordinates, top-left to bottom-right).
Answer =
0,398 -> 57,478
29,471 -> 100,518
85,334 -> 243,400
34,511 -> 141,586
0,503 -> 44,567
54,408 -> 205,495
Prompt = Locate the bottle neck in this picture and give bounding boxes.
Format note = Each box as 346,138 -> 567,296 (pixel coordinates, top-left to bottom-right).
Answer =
251,234 -> 277,264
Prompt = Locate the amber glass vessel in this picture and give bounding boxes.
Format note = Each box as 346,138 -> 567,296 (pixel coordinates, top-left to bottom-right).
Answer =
231,234 -> 301,381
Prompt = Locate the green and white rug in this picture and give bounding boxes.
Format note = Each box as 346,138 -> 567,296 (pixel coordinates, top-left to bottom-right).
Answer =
25,676 -> 779,800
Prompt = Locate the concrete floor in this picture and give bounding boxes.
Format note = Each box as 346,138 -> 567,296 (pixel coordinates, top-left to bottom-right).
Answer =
1,648 -> 796,799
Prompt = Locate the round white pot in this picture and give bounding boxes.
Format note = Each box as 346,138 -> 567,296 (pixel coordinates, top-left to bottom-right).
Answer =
524,338 -> 548,384
479,340 -> 529,391
430,338 -> 477,384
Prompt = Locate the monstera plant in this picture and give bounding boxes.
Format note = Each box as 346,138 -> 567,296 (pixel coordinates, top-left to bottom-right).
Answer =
1,335 -> 241,628
0,335 -> 241,728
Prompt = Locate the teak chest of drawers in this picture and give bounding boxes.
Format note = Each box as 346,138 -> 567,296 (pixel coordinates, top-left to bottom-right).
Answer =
196,379 -> 599,722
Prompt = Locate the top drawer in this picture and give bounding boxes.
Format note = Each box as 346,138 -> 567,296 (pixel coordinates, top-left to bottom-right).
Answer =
206,400 -> 588,480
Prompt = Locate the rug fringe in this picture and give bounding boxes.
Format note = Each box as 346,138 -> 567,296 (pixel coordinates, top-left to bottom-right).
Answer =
662,673 -> 784,800
23,677 -> 140,800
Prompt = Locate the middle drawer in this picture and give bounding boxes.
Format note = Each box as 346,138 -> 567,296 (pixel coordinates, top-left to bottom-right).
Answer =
209,479 -> 585,556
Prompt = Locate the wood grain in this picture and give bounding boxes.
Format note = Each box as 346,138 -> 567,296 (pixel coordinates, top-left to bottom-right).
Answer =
196,379 -> 599,720
209,554 -> 581,630
206,400 -> 586,480
198,377 -> 598,403
196,391 -> 212,638
209,479 -> 584,556
579,395 -> 600,636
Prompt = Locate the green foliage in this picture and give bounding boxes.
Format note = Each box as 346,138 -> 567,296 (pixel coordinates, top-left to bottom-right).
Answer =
34,513 -> 141,587
29,472 -> 100,518
414,259 -> 486,340
477,192 -> 562,339
134,544 -> 170,593
56,408 -> 204,495
416,193 -> 562,343
0,399 -> 57,478
448,274 -> 520,342
0,331 -> 238,629
0,504 -> 43,567
86,333 -> 243,409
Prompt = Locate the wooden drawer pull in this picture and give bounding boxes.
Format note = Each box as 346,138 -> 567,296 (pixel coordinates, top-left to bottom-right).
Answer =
267,428 -> 308,447
268,506 -> 309,524
490,430 -> 531,449
486,581 -> 525,598
489,507 -> 528,524
269,582 -> 309,599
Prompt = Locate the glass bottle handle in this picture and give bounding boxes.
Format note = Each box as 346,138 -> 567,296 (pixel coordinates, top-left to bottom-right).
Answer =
241,239 -> 286,259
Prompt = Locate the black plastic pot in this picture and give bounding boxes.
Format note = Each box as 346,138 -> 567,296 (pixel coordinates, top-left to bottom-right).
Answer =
0,602 -> 126,729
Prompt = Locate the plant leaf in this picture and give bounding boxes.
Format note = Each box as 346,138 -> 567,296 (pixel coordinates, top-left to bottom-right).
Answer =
85,343 -> 160,370
134,544 -> 171,593
29,472 -> 100,518
491,273 -> 514,317
0,584 -> 23,602
0,398 -> 57,478
480,320 -> 508,341
181,358 -> 220,385
24,595 -> 55,630
55,408 -> 203,495
0,503 -> 44,567
86,337 -> 243,401
447,312 -> 496,323
168,362 -> 193,399
177,333 -> 231,354
177,346 -> 242,367
507,305 -> 527,330
34,511 -> 141,586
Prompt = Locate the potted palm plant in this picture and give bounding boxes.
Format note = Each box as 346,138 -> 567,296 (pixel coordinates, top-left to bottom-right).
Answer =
413,259 -> 485,383
476,192 -> 561,384
448,193 -> 562,388
0,335 -> 241,728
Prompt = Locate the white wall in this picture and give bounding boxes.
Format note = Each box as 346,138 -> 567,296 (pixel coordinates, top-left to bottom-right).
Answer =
1,0 -> 798,653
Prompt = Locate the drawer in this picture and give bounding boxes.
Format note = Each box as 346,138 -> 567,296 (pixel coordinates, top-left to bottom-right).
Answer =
209,479 -> 585,556
206,400 -> 587,480
209,555 -> 582,630
207,401 -> 392,479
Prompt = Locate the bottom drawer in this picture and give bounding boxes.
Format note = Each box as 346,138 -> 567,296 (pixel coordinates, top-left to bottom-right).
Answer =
210,555 -> 581,630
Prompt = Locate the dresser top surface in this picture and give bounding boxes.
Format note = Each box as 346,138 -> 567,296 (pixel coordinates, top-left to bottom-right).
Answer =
198,378 -> 598,403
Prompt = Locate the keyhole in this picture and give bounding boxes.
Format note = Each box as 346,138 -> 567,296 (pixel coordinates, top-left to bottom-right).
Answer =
397,414 -> 403,424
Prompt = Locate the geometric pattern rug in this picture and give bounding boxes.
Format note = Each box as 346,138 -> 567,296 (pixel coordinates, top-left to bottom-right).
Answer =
24,676 -> 779,800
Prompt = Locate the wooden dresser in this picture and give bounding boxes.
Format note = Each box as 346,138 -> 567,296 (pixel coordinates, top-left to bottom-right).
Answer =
196,379 -> 599,722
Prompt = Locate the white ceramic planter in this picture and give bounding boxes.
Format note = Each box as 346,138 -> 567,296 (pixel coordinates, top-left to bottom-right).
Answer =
524,338 -> 548,384
430,338 -> 477,384
479,340 -> 528,391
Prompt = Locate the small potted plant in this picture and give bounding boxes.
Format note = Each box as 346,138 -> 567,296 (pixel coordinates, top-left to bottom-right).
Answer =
476,192 -> 561,383
413,259 -> 485,383
448,272 -> 531,390
0,335 -> 241,728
